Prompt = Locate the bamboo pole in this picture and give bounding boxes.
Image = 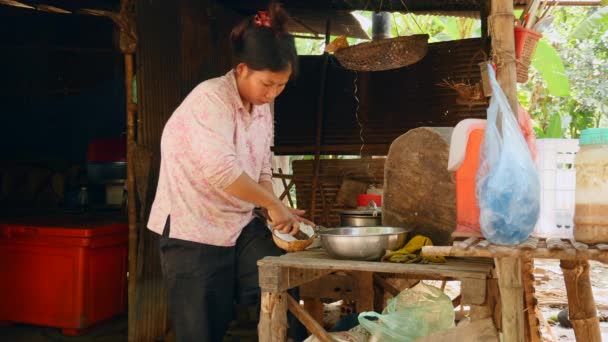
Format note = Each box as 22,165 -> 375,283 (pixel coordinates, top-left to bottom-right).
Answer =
310,18 -> 331,221
124,52 -> 138,342
560,260 -> 602,342
490,0 -> 518,115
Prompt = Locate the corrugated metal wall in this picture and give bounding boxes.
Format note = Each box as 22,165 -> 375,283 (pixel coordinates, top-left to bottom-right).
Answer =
274,38 -> 489,155
132,1 -> 240,341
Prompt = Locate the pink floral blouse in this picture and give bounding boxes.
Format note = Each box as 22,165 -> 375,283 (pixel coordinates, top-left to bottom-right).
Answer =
147,70 -> 273,246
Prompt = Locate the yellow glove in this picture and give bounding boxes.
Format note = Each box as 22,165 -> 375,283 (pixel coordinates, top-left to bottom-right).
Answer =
382,235 -> 446,263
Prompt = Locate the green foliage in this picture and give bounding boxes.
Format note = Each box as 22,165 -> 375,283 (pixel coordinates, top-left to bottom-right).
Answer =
530,39 -> 570,97
570,6 -> 608,40
520,6 -> 608,138
546,113 -> 563,138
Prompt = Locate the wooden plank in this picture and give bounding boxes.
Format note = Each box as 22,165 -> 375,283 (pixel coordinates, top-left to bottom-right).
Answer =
258,264 -> 332,293
495,257 -> 525,342
422,245 -> 608,263
461,277 -> 487,305
258,292 -> 288,342
299,273 -> 358,301
287,294 -> 334,342
259,252 -> 493,280
560,260 -> 602,342
416,318 -> 498,342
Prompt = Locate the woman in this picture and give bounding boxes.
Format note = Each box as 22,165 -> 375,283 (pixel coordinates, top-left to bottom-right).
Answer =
147,5 -> 308,341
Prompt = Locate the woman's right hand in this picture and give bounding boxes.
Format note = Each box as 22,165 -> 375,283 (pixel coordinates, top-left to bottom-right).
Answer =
267,202 -> 300,235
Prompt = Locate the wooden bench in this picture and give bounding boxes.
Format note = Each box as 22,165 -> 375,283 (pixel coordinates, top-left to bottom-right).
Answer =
258,249 -> 498,341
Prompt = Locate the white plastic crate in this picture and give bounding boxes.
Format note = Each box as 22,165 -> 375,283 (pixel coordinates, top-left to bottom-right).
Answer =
533,139 -> 579,239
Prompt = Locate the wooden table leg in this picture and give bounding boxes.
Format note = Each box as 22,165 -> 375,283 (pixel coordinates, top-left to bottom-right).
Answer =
560,259 -> 602,342
495,257 -> 525,342
259,291 -> 288,342
522,256 -> 541,342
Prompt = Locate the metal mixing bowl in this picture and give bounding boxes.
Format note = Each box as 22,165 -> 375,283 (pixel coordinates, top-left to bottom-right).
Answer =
319,226 -> 410,261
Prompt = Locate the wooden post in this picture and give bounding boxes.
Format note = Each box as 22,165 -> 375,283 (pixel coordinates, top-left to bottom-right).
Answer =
124,52 -> 139,342
259,292 -> 288,342
522,257 -> 541,342
560,260 -> 602,342
489,0 -> 518,115
495,257 -> 525,342
353,271 -> 374,312
310,18 -> 330,221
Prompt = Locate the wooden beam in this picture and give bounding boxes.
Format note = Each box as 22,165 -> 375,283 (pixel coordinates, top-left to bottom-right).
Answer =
258,264 -> 333,293
287,294 -> 334,342
495,257 -> 525,342
421,245 -> 608,263
124,52 -> 138,342
560,260 -> 602,342
271,144 -> 389,155
310,18 -> 331,221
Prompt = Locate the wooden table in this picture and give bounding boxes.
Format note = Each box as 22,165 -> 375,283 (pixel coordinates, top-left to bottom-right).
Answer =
423,237 -> 608,342
257,249 -> 497,342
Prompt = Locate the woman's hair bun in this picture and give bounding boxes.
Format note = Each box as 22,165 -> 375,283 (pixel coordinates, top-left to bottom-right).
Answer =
268,2 -> 289,33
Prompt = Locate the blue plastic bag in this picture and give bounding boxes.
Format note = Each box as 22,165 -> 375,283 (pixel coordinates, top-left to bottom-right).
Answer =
475,65 -> 540,245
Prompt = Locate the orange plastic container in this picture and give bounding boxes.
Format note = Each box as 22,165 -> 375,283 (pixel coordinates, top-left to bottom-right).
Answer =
454,128 -> 484,237
0,215 -> 127,335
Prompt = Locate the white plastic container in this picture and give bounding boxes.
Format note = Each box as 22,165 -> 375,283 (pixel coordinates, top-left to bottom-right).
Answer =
533,139 -> 579,239
574,128 -> 608,244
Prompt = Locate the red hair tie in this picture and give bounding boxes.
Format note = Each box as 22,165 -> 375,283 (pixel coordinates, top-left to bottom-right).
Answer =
253,11 -> 271,28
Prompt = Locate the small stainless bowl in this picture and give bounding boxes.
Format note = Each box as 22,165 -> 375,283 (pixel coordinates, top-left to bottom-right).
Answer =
319,226 -> 410,261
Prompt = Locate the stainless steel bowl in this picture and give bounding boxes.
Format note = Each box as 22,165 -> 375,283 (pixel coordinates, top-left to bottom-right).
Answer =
319,226 -> 410,261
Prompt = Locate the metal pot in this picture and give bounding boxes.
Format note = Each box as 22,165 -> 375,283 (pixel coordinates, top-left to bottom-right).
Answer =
319,226 -> 410,261
339,211 -> 382,227
339,201 -> 382,227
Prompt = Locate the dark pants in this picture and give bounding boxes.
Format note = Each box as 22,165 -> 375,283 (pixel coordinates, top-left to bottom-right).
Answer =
159,217 -> 306,342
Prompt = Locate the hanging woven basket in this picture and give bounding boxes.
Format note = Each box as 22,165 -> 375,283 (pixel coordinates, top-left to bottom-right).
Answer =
334,34 -> 430,72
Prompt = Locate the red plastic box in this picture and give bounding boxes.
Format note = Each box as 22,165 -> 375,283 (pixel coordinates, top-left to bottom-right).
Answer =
0,215 -> 128,335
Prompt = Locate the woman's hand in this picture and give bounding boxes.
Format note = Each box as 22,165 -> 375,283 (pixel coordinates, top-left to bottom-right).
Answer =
267,203 -> 300,235
289,208 -> 316,227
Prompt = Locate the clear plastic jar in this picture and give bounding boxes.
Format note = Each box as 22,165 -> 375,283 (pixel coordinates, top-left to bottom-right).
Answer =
574,128 -> 608,244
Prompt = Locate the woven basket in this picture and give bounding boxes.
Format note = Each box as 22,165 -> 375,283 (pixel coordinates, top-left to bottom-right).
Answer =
334,34 -> 429,72
514,27 -> 542,83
